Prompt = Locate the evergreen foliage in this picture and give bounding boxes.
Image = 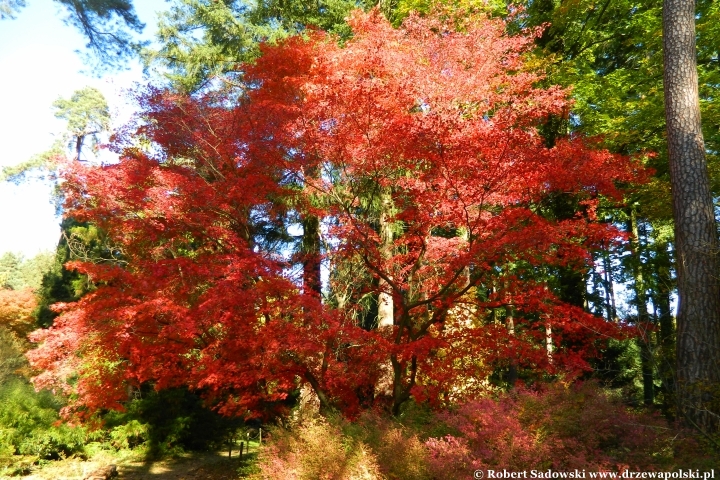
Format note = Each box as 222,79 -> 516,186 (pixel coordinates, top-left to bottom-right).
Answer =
143,0 -> 376,91
103,388 -> 243,458
57,0 -> 146,70
0,252 -> 55,291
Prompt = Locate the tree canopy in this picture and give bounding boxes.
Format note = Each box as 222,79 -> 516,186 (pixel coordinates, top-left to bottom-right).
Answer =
28,10 -> 645,420
2,0 -> 720,473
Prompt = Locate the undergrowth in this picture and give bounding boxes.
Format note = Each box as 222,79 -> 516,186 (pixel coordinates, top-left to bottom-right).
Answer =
252,382 -> 716,480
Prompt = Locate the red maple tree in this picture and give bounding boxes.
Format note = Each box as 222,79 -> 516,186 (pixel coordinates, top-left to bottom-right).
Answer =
28,10 -> 644,418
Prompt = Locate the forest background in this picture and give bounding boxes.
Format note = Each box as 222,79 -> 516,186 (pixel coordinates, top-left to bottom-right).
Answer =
0,0 -> 719,478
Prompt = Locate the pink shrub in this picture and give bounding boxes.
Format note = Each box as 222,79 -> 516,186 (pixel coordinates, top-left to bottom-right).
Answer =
424,434 -> 473,479
426,382 -> 675,478
426,396 -> 558,476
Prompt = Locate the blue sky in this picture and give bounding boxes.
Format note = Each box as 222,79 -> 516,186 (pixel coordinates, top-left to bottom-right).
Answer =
0,0 -> 166,257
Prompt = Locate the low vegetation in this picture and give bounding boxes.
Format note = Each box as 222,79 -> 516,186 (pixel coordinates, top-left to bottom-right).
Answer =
253,383 -> 714,479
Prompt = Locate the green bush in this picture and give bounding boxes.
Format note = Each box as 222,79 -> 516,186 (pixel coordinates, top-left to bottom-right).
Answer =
102,387 -> 242,458
0,376 -> 87,466
108,419 -> 148,450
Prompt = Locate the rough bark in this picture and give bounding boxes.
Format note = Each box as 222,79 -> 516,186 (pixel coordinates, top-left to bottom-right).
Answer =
663,0 -> 720,432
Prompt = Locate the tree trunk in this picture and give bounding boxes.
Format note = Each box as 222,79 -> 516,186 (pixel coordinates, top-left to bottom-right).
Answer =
375,188 -> 395,403
302,213 -> 322,299
377,188 -> 394,328
653,234 -> 676,418
602,243 -> 617,322
545,323 -> 554,365
628,210 -> 654,406
663,0 -> 720,432
75,135 -> 84,162
302,165 -> 322,300
507,303 -> 518,387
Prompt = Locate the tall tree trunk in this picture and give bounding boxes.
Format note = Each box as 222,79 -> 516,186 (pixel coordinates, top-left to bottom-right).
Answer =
653,234 -> 676,418
545,323 -> 554,365
302,213 -> 322,299
663,0 -> 720,432
299,212 -> 322,413
507,302 -> 518,387
302,165 -> 322,299
75,135 -> 84,162
590,252 -> 605,317
377,188 -> 394,328
376,188 -> 395,404
602,243 -> 617,322
300,169 -> 323,412
628,209 -> 655,406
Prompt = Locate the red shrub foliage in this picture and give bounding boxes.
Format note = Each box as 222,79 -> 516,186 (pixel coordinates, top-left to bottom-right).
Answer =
426,382 -> 681,476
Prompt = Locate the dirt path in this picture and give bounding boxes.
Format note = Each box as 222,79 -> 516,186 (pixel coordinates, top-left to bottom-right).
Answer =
117,451 -> 247,480
14,450 -> 256,480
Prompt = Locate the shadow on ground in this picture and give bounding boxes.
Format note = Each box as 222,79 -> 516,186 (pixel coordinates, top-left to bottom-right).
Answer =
18,450 -> 258,480
118,450 -> 257,480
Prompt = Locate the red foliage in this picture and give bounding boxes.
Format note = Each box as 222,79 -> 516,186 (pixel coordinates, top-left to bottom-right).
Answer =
28,10 -> 645,418
425,382 -> 677,475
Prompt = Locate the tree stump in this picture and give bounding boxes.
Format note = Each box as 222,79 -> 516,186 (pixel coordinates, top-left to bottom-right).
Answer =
83,464 -> 118,480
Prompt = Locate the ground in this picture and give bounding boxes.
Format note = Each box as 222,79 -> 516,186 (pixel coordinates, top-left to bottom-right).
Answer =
10,449 -> 257,480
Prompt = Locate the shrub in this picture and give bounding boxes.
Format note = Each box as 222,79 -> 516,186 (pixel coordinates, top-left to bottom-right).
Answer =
102,387 -> 242,457
255,382 -> 711,480
346,412 -> 432,480
254,416 -> 383,479
108,419 -> 148,450
0,376 -> 87,464
255,404 -> 447,479
0,326 -> 30,382
517,382 -> 667,469
425,381 -> 681,478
